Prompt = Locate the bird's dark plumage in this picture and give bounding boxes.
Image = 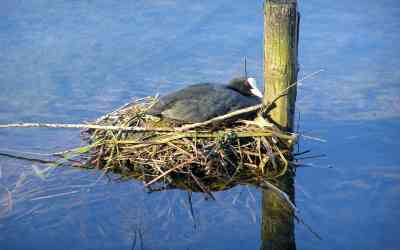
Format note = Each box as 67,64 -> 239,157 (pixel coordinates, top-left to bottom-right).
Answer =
147,78 -> 262,123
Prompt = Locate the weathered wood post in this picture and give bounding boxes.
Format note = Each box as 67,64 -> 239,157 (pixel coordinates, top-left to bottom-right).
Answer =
263,0 -> 299,132
261,1 -> 299,249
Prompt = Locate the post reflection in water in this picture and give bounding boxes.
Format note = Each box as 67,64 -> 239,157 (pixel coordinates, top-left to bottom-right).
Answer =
260,173 -> 296,250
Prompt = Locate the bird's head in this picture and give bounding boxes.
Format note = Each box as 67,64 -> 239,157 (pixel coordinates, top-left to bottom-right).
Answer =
228,77 -> 263,98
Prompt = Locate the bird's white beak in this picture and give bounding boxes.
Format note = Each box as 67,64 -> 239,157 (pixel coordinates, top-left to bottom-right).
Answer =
247,78 -> 263,98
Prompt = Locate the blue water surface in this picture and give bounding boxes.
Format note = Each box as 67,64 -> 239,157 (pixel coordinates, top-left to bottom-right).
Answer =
0,0 -> 399,249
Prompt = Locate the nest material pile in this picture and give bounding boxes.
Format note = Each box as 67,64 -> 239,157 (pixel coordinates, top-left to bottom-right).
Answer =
84,97 -> 297,192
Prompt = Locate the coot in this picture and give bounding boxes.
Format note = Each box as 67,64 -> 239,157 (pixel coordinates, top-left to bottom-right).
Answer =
147,77 -> 263,123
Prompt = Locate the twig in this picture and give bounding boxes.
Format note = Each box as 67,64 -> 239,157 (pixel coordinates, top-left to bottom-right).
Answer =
176,104 -> 263,131
30,190 -> 79,201
0,152 -> 57,164
296,154 -> 326,160
295,215 -> 323,240
94,96 -> 157,124
268,69 -> 324,105
94,100 -> 134,123
189,172 -> 215,200
0,122 -> 174,132
260,179 -> 297,212
144,158 -> 193,187
299,134 -> 326,142
0,148 -> 55,157
293,150 -> 311,156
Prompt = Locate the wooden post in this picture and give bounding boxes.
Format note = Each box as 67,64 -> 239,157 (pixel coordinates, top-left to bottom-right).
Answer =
263,0 -> 299,132
260,1 -> 299,249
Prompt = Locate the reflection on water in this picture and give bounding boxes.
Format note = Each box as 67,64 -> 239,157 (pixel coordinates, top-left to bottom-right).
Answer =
0,155 -> 299,250
260,174 -> 296,250
0,0 -> 399,249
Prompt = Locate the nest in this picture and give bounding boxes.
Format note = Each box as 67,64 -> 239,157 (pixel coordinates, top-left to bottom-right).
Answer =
83,97 -> 298,193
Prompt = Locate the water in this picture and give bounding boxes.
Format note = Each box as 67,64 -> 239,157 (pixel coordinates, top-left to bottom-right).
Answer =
0,0 -> 399,249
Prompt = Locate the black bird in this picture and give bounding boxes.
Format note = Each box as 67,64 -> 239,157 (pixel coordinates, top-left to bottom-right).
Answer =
147,77 -> 263,124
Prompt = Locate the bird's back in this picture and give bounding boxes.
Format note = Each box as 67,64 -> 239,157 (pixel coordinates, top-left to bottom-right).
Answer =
147,83 -> 260,123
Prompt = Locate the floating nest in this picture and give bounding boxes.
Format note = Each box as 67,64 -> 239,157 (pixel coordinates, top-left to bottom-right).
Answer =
83,97 -> 298,193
